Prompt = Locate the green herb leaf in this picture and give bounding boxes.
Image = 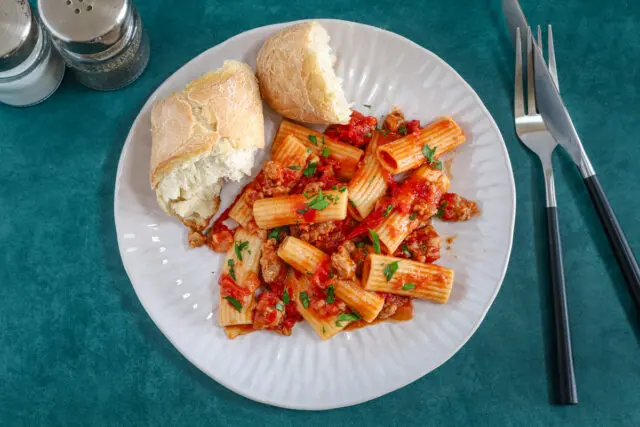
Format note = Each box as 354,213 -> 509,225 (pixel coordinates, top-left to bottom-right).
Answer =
398,126 -> 407,135
227,259 -> 236,280
382,204 -> 394,217
234,240 -> 249,261
275,302 -> 285,312
224,296 -> 242,312
268,226 -> 287,240
383,261 -> 399,282
308,135 -> 318,145
356,242 -> 366,248
302,191 -> 312,199
297,208 -> 309,215
282,289 -> 290,304
422,144 -> 442,170
402,282 -> 416,290
288,165 -> 301,170
332,185 -> 338,190
339,187 -> 347,193
335,311 -> 361,326
306,189 -> 329,211
349,200 -> 357,207
409,212 -> 418,221
322,326 -> 326,334
369,229 -> 381,254
303,161 -> 318,177
437,201 -> 448,219
328,271 -> 334,279
381,130 -> 389,137
300,291 -> 310,308
402,244 -> 412,258
322,146 -> 330,158
326,285 -> 335,303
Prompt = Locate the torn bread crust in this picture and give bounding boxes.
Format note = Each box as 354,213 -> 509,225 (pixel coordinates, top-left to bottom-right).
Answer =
150,60 -> 264,231
256,21 -> 351,125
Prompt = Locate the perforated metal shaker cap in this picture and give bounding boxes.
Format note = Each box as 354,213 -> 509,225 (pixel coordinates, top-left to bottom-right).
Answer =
38,0 -> 133,57
0,0 -> 39,72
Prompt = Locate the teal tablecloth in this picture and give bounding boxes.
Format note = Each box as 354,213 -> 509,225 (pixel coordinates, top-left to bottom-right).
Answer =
2,0 -> 640,425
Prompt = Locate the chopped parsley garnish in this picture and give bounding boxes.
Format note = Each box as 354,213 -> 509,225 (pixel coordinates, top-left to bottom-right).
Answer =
322,146 -> 331,158
328,271 -> 335,279
382,204 -> 394,217
363,104 -> 372,109
332,185 -> 338,190
268,226 -> 287,240
288,165 -> 301,170
297,208 -> 309,215
402,244 -> 412,258
422,144 -> 442,170
369,229 -> 381,254
364,132 -> 372,138
356,242 -> 366,248
326,285 -> 335,303
227,259 -> 236,280
437,201 -> 448,219
308,135 -> 318,145
322,326 -> 326,334
234,240 -> 249,261
339,187 -> 348,193
335,311 -> 362,326
398,126 -> 408,135
402,282 -> 416,290
380,130 -> 389,137
349,200 -> 357,207
383,261 -> 399,282
409,212 -> 418,221
303,161 -> 317,177
302,191 -> 312,199
275,302 -> 285,312
224,296 -> 242,312
300,291 -> 310,308
306,189 -> 329,211
282,289 -> 290,304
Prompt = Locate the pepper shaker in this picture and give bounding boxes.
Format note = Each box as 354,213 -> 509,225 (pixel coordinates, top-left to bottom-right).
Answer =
38,0 -> 150,91
0,0 -> 66,107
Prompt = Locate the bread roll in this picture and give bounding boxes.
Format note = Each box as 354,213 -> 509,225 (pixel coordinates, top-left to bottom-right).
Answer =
150,60 -> 264,231
256,21 -> 351,125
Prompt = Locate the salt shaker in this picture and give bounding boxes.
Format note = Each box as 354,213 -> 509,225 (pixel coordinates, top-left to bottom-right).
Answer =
38,0 -> 150,91
0,0 -> 66,107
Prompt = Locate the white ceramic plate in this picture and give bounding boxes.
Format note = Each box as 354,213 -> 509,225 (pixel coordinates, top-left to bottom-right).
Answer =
115,19 -> 515,410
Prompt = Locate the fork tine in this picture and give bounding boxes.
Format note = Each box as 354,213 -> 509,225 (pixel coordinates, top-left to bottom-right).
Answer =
537,25 -> 542,49
526,28 -> 536,114
548,25 -> 559,93
514,27 -> 524,117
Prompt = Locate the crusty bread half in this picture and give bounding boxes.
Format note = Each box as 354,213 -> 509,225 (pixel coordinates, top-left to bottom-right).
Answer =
256,21 -> 351,125
150,60 -> 264,231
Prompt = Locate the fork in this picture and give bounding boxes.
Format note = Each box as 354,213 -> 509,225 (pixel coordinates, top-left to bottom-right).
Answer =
514,25 -> 578,405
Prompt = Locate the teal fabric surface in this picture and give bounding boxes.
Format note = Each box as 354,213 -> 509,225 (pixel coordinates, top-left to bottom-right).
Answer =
2,0 -> 640,425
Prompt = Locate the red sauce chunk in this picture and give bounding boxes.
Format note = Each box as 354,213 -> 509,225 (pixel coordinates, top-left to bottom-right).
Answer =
324,111 -> 377,147
438,193 -> 480,222
219,274 -> 250,301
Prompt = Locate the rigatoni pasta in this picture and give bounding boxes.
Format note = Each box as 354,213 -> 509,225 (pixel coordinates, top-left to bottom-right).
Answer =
218,228 -> 263,326
273,119 -> 364,179
253,189 -> 348,229
348,132 -> 388,220
377,117 -> 465,174
208,108 -> 478,340
362,254 -> 454,303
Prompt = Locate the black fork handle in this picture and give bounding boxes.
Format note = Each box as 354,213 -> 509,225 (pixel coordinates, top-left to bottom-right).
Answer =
584,175 -> 640,311
546,206 -> 578,405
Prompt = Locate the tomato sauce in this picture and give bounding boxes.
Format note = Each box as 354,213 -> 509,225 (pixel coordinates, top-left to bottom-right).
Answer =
311,259 -> 332,289
219,274 -> 251,301
324,111 -> 377,147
